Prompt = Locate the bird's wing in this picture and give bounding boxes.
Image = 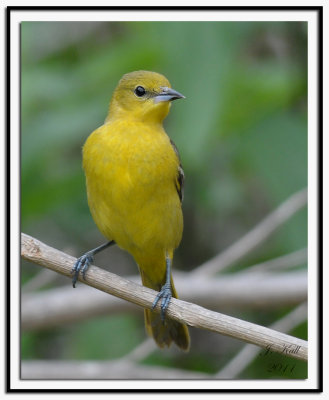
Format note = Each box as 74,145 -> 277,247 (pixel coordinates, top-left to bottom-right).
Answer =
170,138 -> 185,203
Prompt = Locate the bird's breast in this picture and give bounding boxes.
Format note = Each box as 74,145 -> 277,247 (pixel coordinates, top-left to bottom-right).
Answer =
82,121 -> 182,251
100,122 -> 176,190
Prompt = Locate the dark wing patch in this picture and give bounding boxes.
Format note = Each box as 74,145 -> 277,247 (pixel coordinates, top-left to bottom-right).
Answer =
176,165 -> 185,202
170,138 -> 185,203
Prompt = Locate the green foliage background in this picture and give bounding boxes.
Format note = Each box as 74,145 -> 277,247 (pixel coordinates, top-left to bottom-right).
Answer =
21,21 -> 307,378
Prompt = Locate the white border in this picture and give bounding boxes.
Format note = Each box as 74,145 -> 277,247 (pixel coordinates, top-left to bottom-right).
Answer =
9,8 -> 320,392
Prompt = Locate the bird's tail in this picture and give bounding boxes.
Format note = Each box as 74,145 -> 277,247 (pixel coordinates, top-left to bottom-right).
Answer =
140,269 -> 190,351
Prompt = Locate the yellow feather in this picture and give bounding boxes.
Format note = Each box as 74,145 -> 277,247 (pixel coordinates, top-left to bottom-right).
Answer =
82,71 -> 190,350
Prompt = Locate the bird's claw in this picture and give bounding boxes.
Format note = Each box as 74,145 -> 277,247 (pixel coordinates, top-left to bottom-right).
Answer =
71,252 -> 94,288
152,283 -> 172,322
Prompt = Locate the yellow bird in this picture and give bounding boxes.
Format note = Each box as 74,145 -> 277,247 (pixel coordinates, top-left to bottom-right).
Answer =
72,70 -> 190,350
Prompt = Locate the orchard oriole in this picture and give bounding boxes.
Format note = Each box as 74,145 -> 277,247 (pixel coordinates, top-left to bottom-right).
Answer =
72,70 -> 190,350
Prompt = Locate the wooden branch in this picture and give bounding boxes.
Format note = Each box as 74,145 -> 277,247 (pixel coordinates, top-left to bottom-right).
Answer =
21,360 -> 209,379
21,233 -> 308,361
21,270 -> 307,331
215,302 -> 308,378
193,188 -> 307,277
244,248 -> 307,274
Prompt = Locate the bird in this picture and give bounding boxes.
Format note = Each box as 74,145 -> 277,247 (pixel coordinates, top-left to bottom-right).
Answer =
71,70 -> 190,351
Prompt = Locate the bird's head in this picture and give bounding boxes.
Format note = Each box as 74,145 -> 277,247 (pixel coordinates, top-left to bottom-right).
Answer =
106,70 -> 185,124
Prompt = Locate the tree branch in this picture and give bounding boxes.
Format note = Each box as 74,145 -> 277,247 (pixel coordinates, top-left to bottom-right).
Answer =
193,188 -> 307,277
21,270 -> 307,331
214,302 -> 307,378
21,360 -> 209,379
243,248 -> 307,274
21,233 -> 308,361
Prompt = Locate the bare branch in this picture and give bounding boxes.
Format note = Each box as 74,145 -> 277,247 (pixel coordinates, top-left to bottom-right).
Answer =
22,268 -> 57,293
21,360 -> 209,379
22,270 -> 307,331
121,338 -> 157,363
243,248 -> 307,274
215,302 -> 307,378
21,233 -> 308,361
193,188 -> 307,277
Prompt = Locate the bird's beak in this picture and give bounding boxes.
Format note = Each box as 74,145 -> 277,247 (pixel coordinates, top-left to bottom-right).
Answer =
153,87 -> 185,104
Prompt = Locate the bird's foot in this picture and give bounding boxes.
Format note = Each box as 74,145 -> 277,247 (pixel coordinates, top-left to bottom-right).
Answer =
71,252 -> 94,288
152,282 -> 172,322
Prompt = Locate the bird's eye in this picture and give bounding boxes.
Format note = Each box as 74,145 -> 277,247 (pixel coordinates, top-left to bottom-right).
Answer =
134,86 -> 146,97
